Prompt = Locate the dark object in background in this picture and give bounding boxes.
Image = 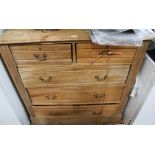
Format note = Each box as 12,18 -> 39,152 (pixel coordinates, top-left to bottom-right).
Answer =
147,40 -> 155,62
147,48 -> 155,62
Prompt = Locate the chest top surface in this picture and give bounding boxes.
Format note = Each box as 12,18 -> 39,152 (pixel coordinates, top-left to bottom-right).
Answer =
0,29 -> 91,44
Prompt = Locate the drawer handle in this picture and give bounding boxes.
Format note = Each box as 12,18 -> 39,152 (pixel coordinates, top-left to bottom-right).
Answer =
94,93 -> 105,99
90,52 -> 106,64
45,95 -> 57,100
34,54 -> 47,61
95,75 -> 108,81
50,112 -> 62,116
90,50 -> 122,64
98,50 -> 109,55
99,51 -> 122,56
39,76 -> 52,83
92,111 -> 102,115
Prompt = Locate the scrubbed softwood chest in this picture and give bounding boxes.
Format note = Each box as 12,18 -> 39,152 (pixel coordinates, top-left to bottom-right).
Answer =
0,30 -> 150,124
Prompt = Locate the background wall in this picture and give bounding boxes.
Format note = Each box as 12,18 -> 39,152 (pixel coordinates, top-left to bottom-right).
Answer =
133,84 -> 155,124
0,30 -> 4,34
124,54 -> 155,125
0,29 -> 30,125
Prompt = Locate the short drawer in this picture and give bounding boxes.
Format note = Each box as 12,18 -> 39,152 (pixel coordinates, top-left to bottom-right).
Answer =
18,65 -> 130,87
32,105 -> 120,117
76,43 -> 136,64
27,85 -> 124,105
9,44 -> 72,65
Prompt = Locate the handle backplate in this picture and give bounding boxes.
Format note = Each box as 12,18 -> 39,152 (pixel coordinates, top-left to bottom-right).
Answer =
39,76 -> 52,83
34,53 -> 47,61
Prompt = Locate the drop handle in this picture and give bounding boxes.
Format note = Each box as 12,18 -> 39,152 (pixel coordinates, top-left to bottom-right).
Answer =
39,76 -> 52,83
45,95 -> 57,100
98,51 -> 122,56
94,93 -> 105,99
92,111 -> 102,115
98,50 -> 109,55
95,75 -> 108,81
90,50 -> 122,64
34,53 -> 47,61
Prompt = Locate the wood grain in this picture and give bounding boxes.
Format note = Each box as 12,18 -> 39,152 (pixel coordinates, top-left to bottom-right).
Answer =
31,114 -> 122,125
77,44 -> 136,64
77,43 -> 137,49
18,65 -> 130,87
32,104 -> 120,117
10,44 -> 72,65
27,85 -> 124,105
0,29 -> 90,44
10,44 -> 71,51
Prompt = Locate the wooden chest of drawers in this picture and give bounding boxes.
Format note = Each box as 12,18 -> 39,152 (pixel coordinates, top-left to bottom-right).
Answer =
0,30 -> 150,124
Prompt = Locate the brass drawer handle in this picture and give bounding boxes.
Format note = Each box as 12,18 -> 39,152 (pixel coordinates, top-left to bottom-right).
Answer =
50,112 -> 62,116
92,111 -> 102,115
98,50 -> 109,55
45,95 -> 57,100
94,93 -> 105,99
39,76 -> 52,83
34,54 -> 47,61
99,51 -> 122,56
90,50 -> 122,64
95,75 -> 107,81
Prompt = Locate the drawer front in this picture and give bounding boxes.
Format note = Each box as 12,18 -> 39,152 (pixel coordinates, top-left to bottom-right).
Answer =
77,43 -> 136,64
31,114 -> 122,124
18,65 -> 130,87
33,105 -> 120,117
10,44 -> 72,65
27,86 -> 124,105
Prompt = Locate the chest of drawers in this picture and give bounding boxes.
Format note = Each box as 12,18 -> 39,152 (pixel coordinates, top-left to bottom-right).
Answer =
0,30 -> 150,124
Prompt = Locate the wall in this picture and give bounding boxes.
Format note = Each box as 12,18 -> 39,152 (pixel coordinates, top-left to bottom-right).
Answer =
124,54 -> 155,125
133,84 -> 155,125
0,30 -> 4,34
0,30 -> 30,125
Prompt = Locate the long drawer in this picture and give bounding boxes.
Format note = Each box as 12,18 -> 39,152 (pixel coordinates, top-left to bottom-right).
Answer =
31,115 -> 122,125
76,43 -> 136,64
33,105 -> 120,117
18,65 -> 130,87
32,105 -> 122,124
9,44 -> 72,65
27,85 -> 124,105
